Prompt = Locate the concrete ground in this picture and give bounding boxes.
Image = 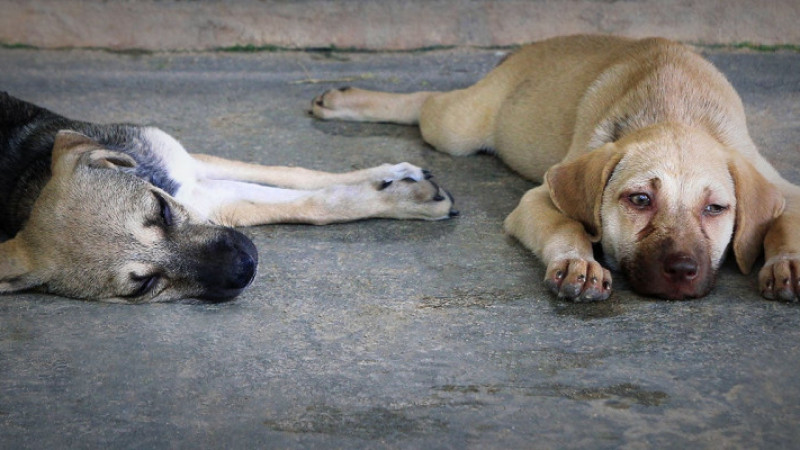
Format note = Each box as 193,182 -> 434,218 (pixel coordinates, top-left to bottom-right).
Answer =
1,45 -> 799,448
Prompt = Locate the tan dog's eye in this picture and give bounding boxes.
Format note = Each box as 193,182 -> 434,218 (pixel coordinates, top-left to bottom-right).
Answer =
703,204 -> 728,216
627,193 -> 651,208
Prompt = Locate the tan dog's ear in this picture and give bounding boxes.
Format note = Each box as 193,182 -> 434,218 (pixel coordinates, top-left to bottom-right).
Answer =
544,143 -> 625,241
729,154 -> 785,274
0,238 -> 41,293
52,130 -> 137,173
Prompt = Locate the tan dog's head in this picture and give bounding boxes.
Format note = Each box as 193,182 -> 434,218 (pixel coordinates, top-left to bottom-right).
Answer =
547,124 -> 784,299
0,131 -> 258,303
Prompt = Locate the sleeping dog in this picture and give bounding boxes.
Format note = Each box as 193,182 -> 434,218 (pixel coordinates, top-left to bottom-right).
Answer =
0,92 -> 456,303
312,35 -> 800,302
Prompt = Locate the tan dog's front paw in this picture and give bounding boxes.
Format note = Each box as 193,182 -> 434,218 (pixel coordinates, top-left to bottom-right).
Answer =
544,259 -> 612,302
759,255 -> 800,302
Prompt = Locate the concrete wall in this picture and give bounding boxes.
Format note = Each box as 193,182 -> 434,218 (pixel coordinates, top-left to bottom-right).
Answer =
1,0 -> 798,51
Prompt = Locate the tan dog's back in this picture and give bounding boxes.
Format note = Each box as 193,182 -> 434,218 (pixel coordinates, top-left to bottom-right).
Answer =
469,35 -> 637,180
420,35 -> 760,182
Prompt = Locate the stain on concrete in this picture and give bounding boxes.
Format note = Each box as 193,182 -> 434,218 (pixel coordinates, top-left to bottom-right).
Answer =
431,382 -> 668,410
263,406 -> 447,439
551,383 -> 669,408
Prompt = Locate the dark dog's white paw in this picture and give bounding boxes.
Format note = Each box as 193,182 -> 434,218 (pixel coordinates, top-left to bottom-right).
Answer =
544,259 -> 612,302
374,168 -> 457,220
374,162 -> 432,184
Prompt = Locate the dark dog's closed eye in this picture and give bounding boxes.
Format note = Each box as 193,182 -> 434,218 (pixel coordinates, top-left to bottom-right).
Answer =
128,273 -> 160,299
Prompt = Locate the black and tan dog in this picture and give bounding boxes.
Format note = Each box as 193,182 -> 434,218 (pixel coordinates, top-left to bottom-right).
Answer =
0,92 -> 456,303
312,35 -> 800,302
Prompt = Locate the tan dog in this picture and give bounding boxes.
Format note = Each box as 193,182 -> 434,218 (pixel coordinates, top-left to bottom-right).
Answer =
312,35 -> 800,301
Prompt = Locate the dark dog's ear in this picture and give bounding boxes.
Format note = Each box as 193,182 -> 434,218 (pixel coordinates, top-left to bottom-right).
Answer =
0,238 -> 42,294
544,143 -> 625,241
729,154 -> 785,274
51,130 -> 137,172
80,149 -> 138,170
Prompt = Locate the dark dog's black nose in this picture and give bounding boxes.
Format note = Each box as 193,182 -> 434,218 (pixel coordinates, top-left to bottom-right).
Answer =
197,229 -> 259,302
226,247 -> 257,291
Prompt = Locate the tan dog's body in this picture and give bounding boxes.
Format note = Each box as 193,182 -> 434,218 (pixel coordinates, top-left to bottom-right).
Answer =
0,92 -> 456,302
313,35 -> 800,301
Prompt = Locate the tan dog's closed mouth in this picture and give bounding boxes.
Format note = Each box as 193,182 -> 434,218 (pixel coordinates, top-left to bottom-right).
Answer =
312,35 -> 800,302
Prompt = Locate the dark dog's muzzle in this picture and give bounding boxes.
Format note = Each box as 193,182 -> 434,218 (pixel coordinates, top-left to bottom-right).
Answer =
196,228 -> 259,302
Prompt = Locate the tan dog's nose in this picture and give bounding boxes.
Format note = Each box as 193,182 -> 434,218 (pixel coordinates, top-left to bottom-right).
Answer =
664,254 -> 699,282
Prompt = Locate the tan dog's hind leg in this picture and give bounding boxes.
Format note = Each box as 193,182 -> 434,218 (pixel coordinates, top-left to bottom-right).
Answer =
312,87 -> 435,125
312,78 -> 511,157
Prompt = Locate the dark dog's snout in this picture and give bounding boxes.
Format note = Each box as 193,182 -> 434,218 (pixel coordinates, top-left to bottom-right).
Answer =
197,228 -> 259,302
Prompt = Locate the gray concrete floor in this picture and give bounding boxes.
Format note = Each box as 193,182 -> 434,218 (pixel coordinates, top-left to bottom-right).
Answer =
1,46 -> 799,448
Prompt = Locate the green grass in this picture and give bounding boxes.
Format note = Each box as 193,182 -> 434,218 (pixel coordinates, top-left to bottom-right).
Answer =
214,44 -> 285,53
214,43 -> 459,54
700,42 -> 800,52
0,42 -> 37,50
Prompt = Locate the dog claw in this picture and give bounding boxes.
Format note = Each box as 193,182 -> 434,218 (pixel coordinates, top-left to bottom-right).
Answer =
372,164 -> 456,220
758,256 -> 800,302
545,259 -> 612,302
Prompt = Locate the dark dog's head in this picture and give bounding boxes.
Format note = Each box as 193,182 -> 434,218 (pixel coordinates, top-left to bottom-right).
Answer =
0,131 -> 258,303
